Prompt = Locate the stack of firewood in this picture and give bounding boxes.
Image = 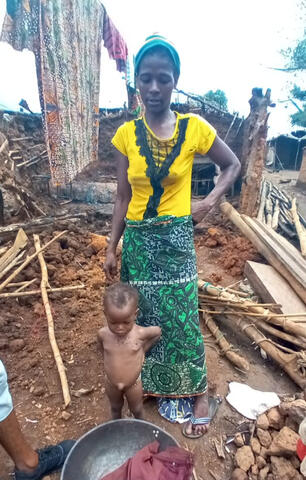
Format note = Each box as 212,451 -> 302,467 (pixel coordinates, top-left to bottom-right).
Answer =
257,179 -> 306,257
198,279 -> 306,390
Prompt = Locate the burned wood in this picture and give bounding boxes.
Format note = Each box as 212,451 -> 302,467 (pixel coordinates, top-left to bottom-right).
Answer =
17,150 -> 48,169
240,89 -> 272,216
0,213 -> 86,237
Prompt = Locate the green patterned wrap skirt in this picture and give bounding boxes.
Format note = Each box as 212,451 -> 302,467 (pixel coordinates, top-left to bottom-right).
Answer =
121,215 -> 207,397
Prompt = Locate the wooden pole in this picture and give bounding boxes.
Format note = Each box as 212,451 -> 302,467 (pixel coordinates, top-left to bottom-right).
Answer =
34,234 -> 71,408
0,284 -> 84,298
202,312 -> 249,371
291,198 -> 306,258
224,313 -> 306,389
271,199 -> 280,230
198,278 -> 306,339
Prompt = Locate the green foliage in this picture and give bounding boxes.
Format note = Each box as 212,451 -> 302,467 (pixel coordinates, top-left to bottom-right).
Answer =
291,85 -> 306,101
290,85 -> 306,127
203,89 -> 228,111
282,30 -> 306,71
291,106 -> 306,127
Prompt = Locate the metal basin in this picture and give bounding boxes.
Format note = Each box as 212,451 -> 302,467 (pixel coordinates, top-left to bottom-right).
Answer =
61,419 -> 180,480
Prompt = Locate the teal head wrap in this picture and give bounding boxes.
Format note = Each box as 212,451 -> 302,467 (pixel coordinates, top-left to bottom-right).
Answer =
135,34 -> 180,76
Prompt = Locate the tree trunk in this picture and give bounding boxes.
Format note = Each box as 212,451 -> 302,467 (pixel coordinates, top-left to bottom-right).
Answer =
240,88 -> 272,216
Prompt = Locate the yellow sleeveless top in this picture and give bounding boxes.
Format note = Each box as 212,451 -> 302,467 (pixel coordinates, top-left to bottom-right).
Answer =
111,112 -> 216,220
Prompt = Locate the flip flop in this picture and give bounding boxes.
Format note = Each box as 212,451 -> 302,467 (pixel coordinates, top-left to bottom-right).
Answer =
182,396 -> 221,439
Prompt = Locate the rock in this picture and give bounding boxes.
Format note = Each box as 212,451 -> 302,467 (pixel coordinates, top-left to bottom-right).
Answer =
258,465 -> 270,480
33,386 -> 45,397
257,428 -> 272,448
9,338 -> 25,352
257,456 -> 266,469
231,468 -> 248,480
260,447 -> 268,458
234,433 -> 245,447
267,407 -> 284,430
90,234 -> 108,253
235,446 -> 255,472
280,400 -> 306,424
61,411 -> 72,421
0,338 -> 8,350
268,426 -> 300,456
251,437 -> 261,455
285,416 -> 299,433
83,246 -> 94,258
257,413 -> 269,430
270,455 -> 300,479
251,464 -> 259,475
291,455 -> 300,469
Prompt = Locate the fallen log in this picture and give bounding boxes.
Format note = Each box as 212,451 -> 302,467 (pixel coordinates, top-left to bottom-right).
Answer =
291,198 -> 306,258
34,234 -> 71,407
220,202 -> 306,303
0,231 -> 66,293
202,312 -> 250,371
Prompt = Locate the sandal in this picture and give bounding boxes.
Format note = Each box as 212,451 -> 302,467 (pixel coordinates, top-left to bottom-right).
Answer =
182,396 -> 221,439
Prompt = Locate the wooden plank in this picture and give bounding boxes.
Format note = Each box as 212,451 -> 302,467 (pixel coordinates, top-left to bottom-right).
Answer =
253,218 -> 306,268
242,215 -> 306,288
244,261 -> 306,323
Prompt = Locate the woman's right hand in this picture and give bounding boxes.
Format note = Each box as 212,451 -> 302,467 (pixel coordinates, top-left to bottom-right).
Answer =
103,249 -> 117,280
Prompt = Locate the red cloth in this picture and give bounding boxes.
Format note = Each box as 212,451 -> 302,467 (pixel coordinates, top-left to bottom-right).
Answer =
101,441 -> 193,480
103,10 -> 128,72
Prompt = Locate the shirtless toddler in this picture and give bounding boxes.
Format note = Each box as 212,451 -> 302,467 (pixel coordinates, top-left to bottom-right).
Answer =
98,282 -> 161,420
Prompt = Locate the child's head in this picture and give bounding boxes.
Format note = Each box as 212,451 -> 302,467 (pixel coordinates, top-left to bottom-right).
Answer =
104,282 -> 139,336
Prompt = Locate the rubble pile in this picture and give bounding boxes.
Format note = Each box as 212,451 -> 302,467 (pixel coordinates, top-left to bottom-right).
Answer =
232,400 -> 306,479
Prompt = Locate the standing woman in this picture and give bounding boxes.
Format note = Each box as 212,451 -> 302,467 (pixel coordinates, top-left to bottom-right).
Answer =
104,34 -> 240,438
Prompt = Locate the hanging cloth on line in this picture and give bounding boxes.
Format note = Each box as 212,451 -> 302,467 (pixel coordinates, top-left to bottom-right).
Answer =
1,0 -> 128,186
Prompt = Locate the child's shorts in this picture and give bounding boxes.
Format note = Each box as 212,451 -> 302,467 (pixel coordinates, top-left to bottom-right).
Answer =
0,359 -> 13,422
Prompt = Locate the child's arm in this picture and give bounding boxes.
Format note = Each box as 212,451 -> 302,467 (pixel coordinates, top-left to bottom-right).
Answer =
141,326 -> 161,353
97,328 -> 105,353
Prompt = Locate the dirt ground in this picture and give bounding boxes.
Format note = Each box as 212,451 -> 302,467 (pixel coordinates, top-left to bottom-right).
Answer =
0,210 -> 300,480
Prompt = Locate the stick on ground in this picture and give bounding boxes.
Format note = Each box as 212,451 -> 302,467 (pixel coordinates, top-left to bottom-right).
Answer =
34,234 -> 71,407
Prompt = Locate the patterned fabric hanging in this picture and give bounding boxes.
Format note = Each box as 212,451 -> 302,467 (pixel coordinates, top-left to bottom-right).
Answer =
1,0 -> 127,185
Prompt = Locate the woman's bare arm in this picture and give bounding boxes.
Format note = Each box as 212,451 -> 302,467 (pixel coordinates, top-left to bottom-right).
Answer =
104,151 -> 131,279
192,136 -> 241,224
